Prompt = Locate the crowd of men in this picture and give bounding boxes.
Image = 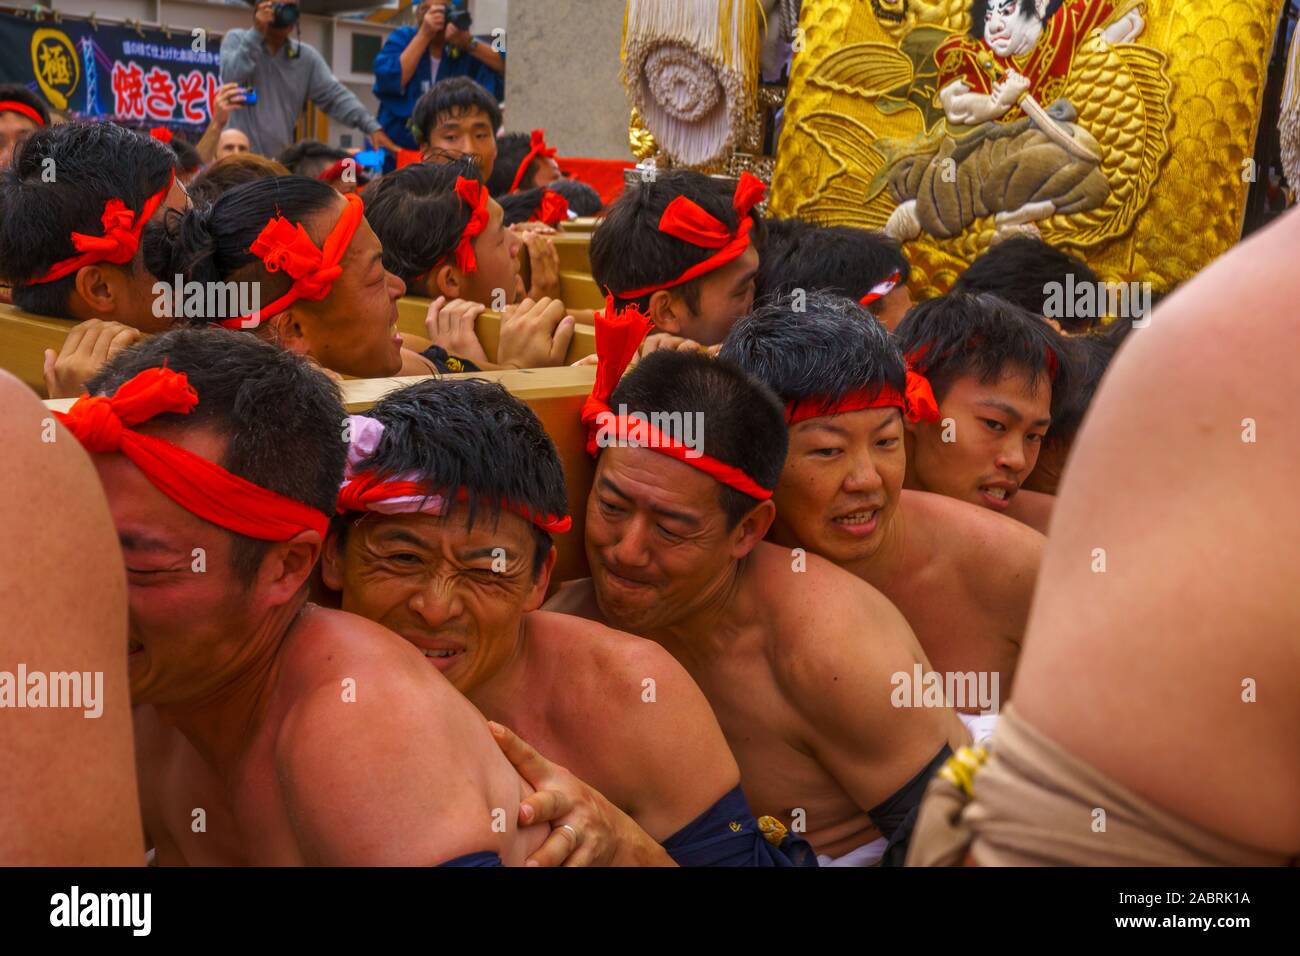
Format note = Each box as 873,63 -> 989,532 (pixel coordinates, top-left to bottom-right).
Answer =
0,2 -> 1296,869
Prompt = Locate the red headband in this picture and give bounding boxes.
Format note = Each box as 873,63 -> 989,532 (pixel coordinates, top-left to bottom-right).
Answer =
55,368 -> 330,541
316,158 -> 369,185
149,126 -> 174,145
860,270 -> 901,307
26,170 -> 175,286
337,473 -> 572,534
580,296 -> 773,501
440,176 -> 491,275
0,100 -> 45,126
508,129 -> 558,194
223,191 -> 365,330
531,189 -> 570,227
615,172 -> 767,300
786,367 -> 940,427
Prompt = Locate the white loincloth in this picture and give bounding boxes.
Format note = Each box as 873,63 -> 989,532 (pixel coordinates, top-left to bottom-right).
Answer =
958,711 -> 999,745
817,836 -> 888,867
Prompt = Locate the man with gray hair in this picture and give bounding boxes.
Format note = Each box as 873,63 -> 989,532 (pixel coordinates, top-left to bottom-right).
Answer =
720,291 -> 1045,734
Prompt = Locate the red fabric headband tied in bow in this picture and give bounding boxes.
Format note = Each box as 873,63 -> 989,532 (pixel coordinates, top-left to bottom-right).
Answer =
55,367 -> 330,541
431,176 -> 491,277
615,172 -> 767,301
223,191 -> 365,330
26,170 -> 176,286
508,128 -> 558,194
580,296 -> 774,500
149,126 -> 174,145
0,100 -> 45,126
860,270 -> 901,307
785,365 -> 940,427
531,189 -> 570,227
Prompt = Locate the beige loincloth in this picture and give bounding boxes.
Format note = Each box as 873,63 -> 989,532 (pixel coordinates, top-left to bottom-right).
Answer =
907,703 -> 1294,867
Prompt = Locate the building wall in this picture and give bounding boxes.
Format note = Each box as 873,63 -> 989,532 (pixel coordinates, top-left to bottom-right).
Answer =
503,0 -> 629,159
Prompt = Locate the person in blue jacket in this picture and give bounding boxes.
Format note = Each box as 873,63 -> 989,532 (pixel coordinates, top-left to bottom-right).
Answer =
373,1 -> 505,155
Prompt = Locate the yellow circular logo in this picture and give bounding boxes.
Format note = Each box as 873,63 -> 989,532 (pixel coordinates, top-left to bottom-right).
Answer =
31,28 -> 79,111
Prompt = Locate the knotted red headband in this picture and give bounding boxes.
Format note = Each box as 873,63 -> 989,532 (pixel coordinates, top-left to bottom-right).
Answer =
149,126 -> 174,145
222,191 -> 365,330
785,366 -> 940,427
0,100 -> 45,126
508,129 -> 558,194
55,367 -> 330,541
860,270 -> 901,307
531,189 -> 569,227
580,297 -> 773,500
615,172 -> 767,301
316,158 -> 369,185
336,415 -> 570,533
27,170 -> 176,286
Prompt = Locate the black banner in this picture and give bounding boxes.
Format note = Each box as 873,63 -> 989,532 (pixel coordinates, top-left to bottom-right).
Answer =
0,11 -> 223,135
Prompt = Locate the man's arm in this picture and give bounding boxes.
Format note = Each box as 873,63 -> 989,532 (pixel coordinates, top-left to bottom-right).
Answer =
277,666 -> 507,866
304,47 -> 381,136
219,27 -> 262,87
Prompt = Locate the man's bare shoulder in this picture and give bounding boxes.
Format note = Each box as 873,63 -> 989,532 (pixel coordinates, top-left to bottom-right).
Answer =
903,490 -> 1044,575
1004,489 -> 1055,534
541,578 -> 603,621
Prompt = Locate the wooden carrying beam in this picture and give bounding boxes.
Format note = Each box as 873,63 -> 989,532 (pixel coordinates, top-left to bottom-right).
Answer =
395,298 -> 597,364
552,233 -> 593,273
0,304 -> 76,395
45,366 -> 600,587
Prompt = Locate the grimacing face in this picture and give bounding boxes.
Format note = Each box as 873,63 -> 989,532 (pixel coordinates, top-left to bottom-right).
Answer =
905,366 -> 1052,514
323,508 -> 553,696
769,406 -> 906,567
982,0 -> 1047,58
585,446 -> 770,634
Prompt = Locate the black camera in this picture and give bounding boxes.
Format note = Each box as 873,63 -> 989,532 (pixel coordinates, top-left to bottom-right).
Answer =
446,0 -> 472,32
271,2 -> 300,28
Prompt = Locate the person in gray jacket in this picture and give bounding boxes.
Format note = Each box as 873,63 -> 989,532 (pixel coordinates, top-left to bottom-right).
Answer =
220,1 -> 399,158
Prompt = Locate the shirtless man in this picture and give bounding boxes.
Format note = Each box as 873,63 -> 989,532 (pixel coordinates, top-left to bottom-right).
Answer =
0,371 -> 142,865
893,291 -> 1074,534
909,200 -> 1300,867
65,328 -> 613,866
322,377 -> 811,865
547,339 -> 966,866
0,122 -> 190,397
590,169 -> 764,351
721,292 -> 1042,722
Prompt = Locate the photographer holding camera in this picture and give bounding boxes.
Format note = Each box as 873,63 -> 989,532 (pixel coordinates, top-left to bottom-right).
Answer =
373,0 -> 505,155
220,1 -> 399,158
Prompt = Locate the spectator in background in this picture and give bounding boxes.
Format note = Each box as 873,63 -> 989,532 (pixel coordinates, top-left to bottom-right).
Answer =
412,77 -> 501,180
195,82 -> 249,163
373,1 -> 505,155
487,131 -> 562,196
217,128 -> 252,158
220,1 -> 398,158
0,84 -> 49,172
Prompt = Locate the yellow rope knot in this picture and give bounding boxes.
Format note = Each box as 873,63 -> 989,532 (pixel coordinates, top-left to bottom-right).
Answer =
756,815 -> 788,847
937,745 -> 989,799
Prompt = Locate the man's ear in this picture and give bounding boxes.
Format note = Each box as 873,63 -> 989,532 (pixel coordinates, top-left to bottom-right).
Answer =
433,264 -> 461,300
522,545 -> 558,612
729,499 -> 776,560
320,528 -> 346,593
72,265 -> 119,317
267,308 -> 310,356
256,530 -> 323,605
648,289 -> 685,335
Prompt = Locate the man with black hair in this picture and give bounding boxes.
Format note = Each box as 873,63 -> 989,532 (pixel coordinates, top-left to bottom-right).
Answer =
0,84 -> 49,172
412,77 -> 502,179
487,130 -> 563,197
546,176 -> 603,218
954,235 -> 1102,332
548,342 -> 966,866
373,1 -> 505,155
220,1 -> 398,158
722,291 -> 1043,724
893,291 -> 1073,533
68,327 -> 621,866
590,169 -> 765,349
754,221 -> 914,329
323,377 -> 812,866
364,160 -> 575,370
277,140 -> 370,193
0,122 -> 189,397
